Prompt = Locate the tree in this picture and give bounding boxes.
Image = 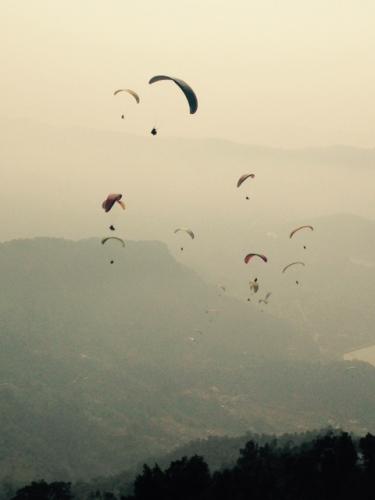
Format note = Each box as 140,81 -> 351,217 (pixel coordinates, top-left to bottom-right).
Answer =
11,480 -> 73,500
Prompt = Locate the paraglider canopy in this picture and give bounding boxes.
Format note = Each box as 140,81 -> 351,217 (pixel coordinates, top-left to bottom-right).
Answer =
174,228 -> 195,239
289,225 -> 314,239
237,173 -> 255,188
113,89 -> 140,103
101,237 -> 125,248
149,75 -> 198,114
244,253 -> 268,264
102,194 -> 125,213
282,261 -> 305,273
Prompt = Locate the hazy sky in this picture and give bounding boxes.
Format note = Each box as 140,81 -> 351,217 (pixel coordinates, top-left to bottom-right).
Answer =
1,0 -> 375,147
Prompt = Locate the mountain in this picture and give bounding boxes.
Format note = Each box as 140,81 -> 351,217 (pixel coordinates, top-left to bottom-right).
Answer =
2,120 -> 375,358
0,238 -> 374,484
2,119 -> 375,244
70,427 -> 355,499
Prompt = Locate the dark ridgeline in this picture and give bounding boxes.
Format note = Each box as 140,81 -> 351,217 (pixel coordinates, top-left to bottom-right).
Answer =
7,431 -> 375,500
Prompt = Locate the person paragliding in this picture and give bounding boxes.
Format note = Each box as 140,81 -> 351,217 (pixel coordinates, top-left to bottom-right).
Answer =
237,173 -> 255,200
248,277 -> 259,301
174,227 -> 195,251
290,225 -> 314,248
101,237 -> 125,264
113,89 -> 140,120
249,277 -> 259,294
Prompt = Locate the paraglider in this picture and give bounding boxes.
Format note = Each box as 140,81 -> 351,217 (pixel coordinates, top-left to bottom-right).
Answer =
237,173 -> 255,188
102,194 -> 125,213
174,227 -> 194,251
237,174 -> 255,200
282,262 -> 305,273
244,253 -> 268,264
113,89 -> 140,103
249,278 -> 259,293
102,236 -> 125,264
101,237 -> 125,248
289,225 -> 314,239
259,292 -> 272,305
113,89 -> 140,120
149,75 -> 198,114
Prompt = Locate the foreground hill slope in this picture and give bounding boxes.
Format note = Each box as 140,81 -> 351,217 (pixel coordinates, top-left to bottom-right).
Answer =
0,238 -> 373,483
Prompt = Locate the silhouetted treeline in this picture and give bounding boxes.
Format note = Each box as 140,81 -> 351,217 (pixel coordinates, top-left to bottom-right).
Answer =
7,431 -> 375,499
124,432 -> 375,500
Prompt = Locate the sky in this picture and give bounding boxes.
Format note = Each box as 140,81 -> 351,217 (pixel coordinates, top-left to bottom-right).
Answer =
1,0 -> 375,147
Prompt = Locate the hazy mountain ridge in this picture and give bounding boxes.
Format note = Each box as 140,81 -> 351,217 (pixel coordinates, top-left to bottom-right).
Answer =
0,237 -> 374,484
2,121 -> 375,360
2,118 -> 375,241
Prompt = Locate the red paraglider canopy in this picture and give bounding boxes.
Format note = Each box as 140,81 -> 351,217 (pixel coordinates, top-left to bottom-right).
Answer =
244,253 -> 268,264
102,194 -> 125,213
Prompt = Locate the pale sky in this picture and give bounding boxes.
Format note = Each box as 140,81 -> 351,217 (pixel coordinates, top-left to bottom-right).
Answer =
1,0 -> 375,147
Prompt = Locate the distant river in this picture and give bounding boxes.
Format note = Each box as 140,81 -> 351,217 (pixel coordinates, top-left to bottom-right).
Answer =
344,345 -> 375,367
